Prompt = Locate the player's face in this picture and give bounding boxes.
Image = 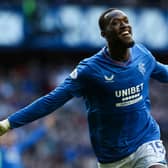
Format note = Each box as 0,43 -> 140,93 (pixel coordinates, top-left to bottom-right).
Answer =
102,10 -> 134,48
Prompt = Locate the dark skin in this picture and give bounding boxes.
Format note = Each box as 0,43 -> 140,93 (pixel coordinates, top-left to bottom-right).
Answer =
101,9 -> 134,62
101,9 -> 167,168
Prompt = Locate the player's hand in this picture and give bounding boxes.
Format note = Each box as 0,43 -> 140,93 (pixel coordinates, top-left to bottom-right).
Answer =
0,119 -> 10,136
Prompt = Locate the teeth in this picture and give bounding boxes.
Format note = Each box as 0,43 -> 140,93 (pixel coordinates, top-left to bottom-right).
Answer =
121,31 -> 129,35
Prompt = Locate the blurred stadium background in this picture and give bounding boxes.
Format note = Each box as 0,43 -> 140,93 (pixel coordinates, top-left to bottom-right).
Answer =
0,0 -> 167,168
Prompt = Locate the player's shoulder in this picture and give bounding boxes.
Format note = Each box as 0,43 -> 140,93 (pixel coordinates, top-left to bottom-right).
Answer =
81,49 -> 103,63
78,48 -> 103,69
69,49 -> 103,79
133,43 -> 152,56
132,43 -> 156,69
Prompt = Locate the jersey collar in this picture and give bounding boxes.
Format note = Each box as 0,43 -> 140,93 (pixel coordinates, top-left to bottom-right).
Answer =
103,46 -> 132,67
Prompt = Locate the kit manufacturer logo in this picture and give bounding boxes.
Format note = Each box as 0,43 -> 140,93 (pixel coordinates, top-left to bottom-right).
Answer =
104,74 -> 115,82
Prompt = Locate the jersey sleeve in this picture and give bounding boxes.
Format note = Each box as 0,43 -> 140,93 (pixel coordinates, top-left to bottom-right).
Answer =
151,61 -> 168,82
8,64 -> 86,128
139,43 -> 168,82
61,64 -> 86,97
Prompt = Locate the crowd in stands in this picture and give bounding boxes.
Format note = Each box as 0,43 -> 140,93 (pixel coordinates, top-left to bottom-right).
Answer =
49,0 -> 168,7
0,57 -> 167,167
0,0 -> 167,7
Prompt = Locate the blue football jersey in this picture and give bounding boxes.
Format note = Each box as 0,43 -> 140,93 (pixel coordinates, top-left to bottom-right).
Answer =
8,43 -> 168,163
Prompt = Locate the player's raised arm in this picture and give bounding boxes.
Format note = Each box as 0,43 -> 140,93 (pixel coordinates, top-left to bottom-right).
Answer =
0,85 -> 71,136
140,43 -> 168,82
8,84 -> 73,129
151,61 -> 168,82
0,67 -> 85,136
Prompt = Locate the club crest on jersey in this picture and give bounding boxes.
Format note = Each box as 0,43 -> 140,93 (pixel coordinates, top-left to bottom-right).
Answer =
138,63 -> 146,75
104,74 -> 115,82
70,68 -> 78,79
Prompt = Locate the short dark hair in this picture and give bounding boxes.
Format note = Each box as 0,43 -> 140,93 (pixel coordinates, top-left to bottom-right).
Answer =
98,8 -> 117,31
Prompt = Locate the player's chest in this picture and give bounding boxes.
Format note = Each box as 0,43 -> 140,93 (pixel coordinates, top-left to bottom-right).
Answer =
86,63 -> 147,93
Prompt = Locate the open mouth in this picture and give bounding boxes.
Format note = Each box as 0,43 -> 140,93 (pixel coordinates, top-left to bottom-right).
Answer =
120,30 -> 132,38
120,30 -> 131,38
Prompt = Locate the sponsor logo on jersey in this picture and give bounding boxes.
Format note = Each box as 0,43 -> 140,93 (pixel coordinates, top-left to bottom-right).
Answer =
115,83 -> 144,107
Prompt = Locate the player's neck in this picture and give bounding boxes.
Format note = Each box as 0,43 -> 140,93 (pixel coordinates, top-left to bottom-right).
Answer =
107,44 -> 130,62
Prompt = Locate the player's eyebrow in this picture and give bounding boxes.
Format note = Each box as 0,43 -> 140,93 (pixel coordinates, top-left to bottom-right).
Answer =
112,16 -> 128,21
109,16 -> 128,24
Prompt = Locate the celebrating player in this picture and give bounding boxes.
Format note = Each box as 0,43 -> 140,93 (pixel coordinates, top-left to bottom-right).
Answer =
0,8 -> 168,168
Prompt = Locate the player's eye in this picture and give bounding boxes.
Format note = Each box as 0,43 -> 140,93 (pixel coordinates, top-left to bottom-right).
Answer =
124,18 -> 129,24
111,20 -> 119,26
